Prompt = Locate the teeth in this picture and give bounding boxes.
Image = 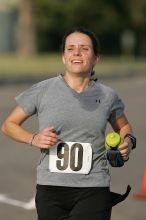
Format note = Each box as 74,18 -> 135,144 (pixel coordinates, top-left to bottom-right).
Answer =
72,60 -> 82,63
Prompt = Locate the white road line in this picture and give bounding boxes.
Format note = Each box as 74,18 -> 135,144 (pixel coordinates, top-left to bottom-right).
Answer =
0,194 -> 35,210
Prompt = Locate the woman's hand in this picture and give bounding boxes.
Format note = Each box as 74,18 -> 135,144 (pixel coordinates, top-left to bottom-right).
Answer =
118,137 -> 132,160
31,127 -> 59,149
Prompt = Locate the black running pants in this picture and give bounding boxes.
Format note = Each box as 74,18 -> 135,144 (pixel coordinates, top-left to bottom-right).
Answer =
35,185 -> 112,220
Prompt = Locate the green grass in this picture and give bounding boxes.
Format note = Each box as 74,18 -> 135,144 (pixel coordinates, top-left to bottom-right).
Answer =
0,53 -> 146,77
0,53 -> 64,76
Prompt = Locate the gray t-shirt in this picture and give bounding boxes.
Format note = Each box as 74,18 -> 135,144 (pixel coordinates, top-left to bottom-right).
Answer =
15,74 -> 124,187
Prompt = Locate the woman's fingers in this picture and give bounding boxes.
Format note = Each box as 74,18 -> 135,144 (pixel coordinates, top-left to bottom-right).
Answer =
118,142 -> 130,158
32,127 -> 59,148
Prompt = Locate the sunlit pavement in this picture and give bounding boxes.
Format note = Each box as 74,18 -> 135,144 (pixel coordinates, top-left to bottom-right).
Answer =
0,74 -> 146,220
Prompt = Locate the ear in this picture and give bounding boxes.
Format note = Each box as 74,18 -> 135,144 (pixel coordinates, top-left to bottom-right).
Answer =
62,54 -> 65,65
93,55 -> 100,66
95,55 -> 100,64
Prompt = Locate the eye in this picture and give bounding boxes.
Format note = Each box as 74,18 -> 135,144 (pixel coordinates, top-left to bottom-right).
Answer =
67,47 -> 73,51
82,47 -> 89,51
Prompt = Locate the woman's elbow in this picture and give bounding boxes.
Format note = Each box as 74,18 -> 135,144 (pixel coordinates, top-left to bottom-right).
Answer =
1,122 -> 7,134
1,121 -> 11,136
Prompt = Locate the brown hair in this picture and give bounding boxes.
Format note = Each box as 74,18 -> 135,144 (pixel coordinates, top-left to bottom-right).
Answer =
61,27 -> 100,56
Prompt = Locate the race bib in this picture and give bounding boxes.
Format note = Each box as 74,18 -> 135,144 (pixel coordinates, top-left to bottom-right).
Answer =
49,142 -> 92,174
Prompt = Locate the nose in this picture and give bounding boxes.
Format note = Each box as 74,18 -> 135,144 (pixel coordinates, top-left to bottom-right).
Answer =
73,47 -> 81,56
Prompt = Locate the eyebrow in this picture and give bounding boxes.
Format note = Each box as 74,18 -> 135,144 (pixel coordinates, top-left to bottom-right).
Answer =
66,44 -> 92,48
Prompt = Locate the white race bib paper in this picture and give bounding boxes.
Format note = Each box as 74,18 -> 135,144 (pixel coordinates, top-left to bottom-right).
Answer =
49,142 -> 92,174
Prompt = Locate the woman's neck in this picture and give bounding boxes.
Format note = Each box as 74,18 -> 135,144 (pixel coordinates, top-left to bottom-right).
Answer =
63,72 -> 91,93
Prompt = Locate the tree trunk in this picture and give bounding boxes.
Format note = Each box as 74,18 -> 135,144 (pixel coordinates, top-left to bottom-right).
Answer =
16,0 -> 36,57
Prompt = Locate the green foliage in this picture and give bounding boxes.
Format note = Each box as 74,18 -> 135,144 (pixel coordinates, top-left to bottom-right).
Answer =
126,0 -> 146,29
34,0 -> 146,53
35,0 -> 124,33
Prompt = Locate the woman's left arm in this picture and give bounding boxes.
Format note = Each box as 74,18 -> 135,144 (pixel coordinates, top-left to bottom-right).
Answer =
111,113 -> 136,159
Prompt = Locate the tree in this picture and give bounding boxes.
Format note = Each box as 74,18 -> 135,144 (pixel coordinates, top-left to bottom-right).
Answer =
16,0 -> 36,56
34,0 -> 146,55
35,0 -> 124,52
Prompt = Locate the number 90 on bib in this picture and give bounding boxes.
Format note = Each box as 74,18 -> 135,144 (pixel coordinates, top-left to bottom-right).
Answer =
49,142 -> 92,174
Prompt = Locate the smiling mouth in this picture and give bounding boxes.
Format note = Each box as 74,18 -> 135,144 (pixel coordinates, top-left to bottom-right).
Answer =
72,60 -> 83,64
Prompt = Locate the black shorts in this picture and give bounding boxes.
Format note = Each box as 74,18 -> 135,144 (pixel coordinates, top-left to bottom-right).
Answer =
35,185 -> 112,220
35,184 -> 131,220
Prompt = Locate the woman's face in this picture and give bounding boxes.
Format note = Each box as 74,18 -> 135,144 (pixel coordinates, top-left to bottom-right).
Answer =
62,32 -> 99,76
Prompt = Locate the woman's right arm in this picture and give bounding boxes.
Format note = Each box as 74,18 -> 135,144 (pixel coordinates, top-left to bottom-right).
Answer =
1,105 -> 58,148
1,105 -> 33,144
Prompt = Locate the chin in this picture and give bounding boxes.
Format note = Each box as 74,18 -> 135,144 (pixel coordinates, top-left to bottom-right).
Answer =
71,68 -> 89,74
72,71 -> 90,76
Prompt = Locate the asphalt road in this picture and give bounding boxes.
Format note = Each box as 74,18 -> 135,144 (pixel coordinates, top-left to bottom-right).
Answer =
0,74 -> 146,220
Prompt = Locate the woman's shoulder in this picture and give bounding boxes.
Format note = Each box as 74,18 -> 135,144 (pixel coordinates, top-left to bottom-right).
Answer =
96,81 -> 116,95
16,75 -> 60,98
33,75 -> 59,89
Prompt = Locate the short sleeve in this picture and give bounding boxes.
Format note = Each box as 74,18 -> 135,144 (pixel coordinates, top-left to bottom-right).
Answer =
15,83 -> 42,116
108,93 -> 125,124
